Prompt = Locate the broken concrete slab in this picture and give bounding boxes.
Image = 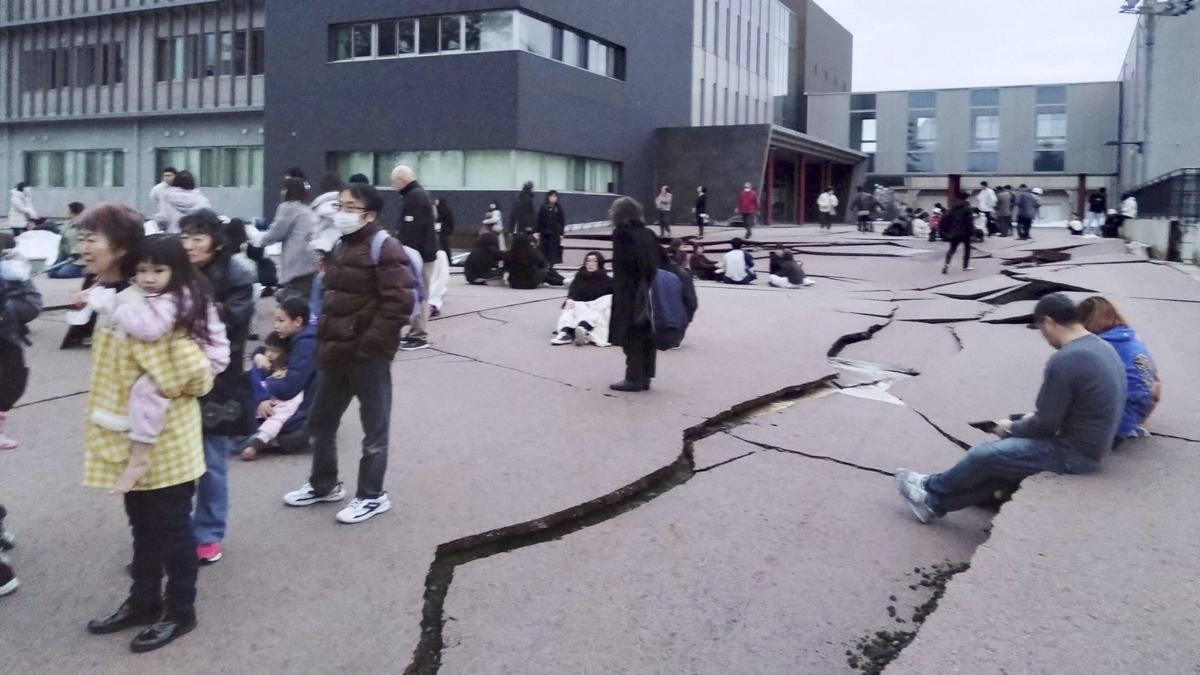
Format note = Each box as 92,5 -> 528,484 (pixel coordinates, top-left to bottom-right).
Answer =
839,319 -> 962,374
894,297 -> 992,323
931,275 -> 1025,300
1016,263 -> 1200,303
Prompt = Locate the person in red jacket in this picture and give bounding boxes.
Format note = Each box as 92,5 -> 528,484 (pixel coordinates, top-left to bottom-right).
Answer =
737,182 -> 759,239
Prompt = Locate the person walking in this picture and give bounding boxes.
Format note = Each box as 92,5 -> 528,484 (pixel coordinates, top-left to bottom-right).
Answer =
178,210 -> 255,565
254,177 -> 318,305
1084,187 -> 1107,238
816,187 -> 839,229
737,182 -> 759,239
654,186 -> 673,237
976,181 -> 997,236
391,165 -> 437,351
511,181 -> 536,236
693,186 -> 708,239
994,185 -> 1014,237
941,191 -> 975,274
608,197 -> 660,393
536,190 -> 566,266
1015,185 -> 1041,240
7,183 -> 37,236
283,183 -> 415,524
850,185 -> 876,233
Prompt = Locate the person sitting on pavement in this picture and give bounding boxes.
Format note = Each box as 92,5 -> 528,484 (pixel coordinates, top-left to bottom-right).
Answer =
894,293 -> 1126,523
48,202 -> 86,279
464,231 -> 504,285
687,242 -> 719,281
716,238 -> 756,285
504,232 -> 550,289
658,246 -> 698,349
1077,296 -> 1161,442
552,251 -> 614,347
244,297 -> 316,460
767,251 -> 815,288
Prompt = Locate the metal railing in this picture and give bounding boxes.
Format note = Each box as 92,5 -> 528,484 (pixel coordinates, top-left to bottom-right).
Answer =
1128,167 -> 1200,221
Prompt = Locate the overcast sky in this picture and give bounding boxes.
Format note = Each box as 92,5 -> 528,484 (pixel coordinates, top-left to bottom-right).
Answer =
816,0 -> 1140,91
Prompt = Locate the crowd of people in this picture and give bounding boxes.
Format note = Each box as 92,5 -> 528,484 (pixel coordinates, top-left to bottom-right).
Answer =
0,166 -> 1166,656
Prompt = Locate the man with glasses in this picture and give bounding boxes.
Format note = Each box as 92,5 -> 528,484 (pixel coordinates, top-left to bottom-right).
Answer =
894,294 -> 1126,523
283,183 -> 415,524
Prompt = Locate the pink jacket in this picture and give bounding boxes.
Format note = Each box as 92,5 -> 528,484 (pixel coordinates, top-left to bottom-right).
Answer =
738,190 -> 759,215
111,290 -> 230,444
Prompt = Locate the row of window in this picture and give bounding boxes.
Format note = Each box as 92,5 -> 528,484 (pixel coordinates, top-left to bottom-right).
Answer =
18,42 -> 126,92
23,150 -> 126,188
699,0 -> 791,82
155,29 -> 265,82
155,147 -> 264,188
327,150 -> 621,194
329,11 -> 626,80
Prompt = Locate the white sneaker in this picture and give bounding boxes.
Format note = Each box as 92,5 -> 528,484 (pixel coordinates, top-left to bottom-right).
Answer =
336,494 -> 391,524
802,278 -> 815,286
283,482 -> 346,507
550,331 -> 572,346
894,470 -> 937,524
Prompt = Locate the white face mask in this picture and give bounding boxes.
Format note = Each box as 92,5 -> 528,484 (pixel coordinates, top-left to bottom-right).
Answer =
333,211 -> 366,235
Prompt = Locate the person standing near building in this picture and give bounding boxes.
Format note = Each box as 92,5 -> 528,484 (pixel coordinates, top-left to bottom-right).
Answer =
608,197 -> 660,393
1084,187 -> 1107,238
976,181 -> 997,236
149,167 -> 177,206
1120,192 -> 1138,220
816,187 -> 839,229
511,181 -> 537,236
654,186 -> 673,237
154,171 -> 211,235
283,183 -> 415,524
536,190 -> 566,266
256,177 -> 318,305
994,185 -> 1014,237
391,165 -> 437,352
850,185 -> 876,233
693,186 -> 708,239
941,191 -> 975,274
7,183 -> 37,236
737,182 -> 759,239
1015,185 -> 1041,240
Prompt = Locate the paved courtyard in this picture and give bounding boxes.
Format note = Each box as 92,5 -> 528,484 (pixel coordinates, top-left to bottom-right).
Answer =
1,224 -> 1198,674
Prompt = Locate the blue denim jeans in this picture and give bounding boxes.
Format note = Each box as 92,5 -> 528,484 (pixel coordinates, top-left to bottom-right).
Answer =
193,435 -> 232,545
307,357 -> 392,499
925,436 -> 1099,515
47,262 -> 84,279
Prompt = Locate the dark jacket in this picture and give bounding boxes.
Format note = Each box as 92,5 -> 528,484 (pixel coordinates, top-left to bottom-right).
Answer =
464,233 -> 503,284
610,222 -> 660,347
695,193 -> 707,215
770,254 -> 807,285
317,222 -> 416,365
663,257 -> 698,323
536,202 -> 566,265
505,235 -> 549,289
252,324 -> 317,434
567,267 -> 614,303
688,252 -> 718,280
943,201 -> 975,241
511,188 -> 536,234
437,201 -> 456,255
198,252 -> 256,435
398,181 -> 437,262
1088,192 -> 1107,214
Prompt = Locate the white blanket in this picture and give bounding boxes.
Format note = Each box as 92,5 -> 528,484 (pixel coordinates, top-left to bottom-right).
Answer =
555,295 -> 612,347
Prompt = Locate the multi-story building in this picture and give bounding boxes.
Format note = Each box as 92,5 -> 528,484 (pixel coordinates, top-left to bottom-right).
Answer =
1,0 -> 862,227
1,0 -> 267,220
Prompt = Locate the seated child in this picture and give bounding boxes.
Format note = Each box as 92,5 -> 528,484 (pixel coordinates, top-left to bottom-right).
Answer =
243,297 -> 316,460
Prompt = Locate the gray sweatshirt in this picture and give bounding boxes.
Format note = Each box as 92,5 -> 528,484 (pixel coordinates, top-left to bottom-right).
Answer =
261,200 -> 318,284
1010,333 -> 1126,461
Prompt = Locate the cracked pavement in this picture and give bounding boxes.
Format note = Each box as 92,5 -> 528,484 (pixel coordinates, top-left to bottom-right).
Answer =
2,225 -> 1198,673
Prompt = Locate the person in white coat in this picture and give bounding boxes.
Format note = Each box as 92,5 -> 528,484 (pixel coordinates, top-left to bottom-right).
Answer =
976,181 -> 997,235
816,187 -> 839,229
308,173 -> 344,256
153,170 -> 211,234
7,183 -> 38,235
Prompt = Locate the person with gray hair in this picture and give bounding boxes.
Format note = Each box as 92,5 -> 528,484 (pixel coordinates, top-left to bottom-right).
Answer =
894,293 -> 1126,523
390,164 -> 437,351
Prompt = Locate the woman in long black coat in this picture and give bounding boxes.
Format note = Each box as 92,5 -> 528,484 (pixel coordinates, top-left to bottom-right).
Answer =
510,182 -> 536,236
536,190 -> 566,265
608,197 -> 661,392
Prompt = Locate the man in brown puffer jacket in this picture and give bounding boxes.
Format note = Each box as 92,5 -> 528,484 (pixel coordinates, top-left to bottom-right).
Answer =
283,183 -> 416,525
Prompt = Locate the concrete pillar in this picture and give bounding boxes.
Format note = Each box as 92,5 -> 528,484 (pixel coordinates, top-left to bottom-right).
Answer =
1077,173 -> 1088,217
797,155 -> 807,224
765,148 -> 775,226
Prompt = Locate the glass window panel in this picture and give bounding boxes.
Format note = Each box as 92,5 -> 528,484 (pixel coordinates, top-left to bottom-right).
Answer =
197,149 -> 215,187
1036,86 -> 1066,105
172,38 -> 184,81
908,114 -> 936,151
418,150 -> 464,188
249,148 -> 263,187
465,150 -> 513,189
204,33 -> 217,76
187,35 -> 201,79
250,30 -> 265,74
352,24 -> 373,58
236,148 -> 251,188
552,26 -> 564,60
221,32 -> 234,73
440,16 -> 462,51
233,31 -> 247,75
112,152 -> 125,188
543,154 -> 570,190
561,30 -> 581,67
588,41 -> 607,75
518,13 -> 553,57
221,147 -> 239,186
972,114 -> 999,150
861,117 -> 877,142
514,151 -> 543,188
48,152 -> 66,187
587,160 -> 615,193
377,21 -> 397,57
1034,150 -> 1065,172
464,14 -> 482,51
395,20 -> 415,54
478,11 -> 514,51
906,153 -> 935,173
970,88 -> 999,107
968,152 -> 997,173
83,151 -> 99,187
861,141 -> 877,153
908,91 -> 935,109
419,17 -> 439,54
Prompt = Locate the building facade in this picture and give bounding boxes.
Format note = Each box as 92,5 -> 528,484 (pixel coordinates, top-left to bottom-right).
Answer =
807,82 -> 1122,220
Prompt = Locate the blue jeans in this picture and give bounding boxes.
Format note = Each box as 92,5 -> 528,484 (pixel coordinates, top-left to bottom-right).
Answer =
307,357 -> 392,499
47,262 -> 84,279
925,436 -> 1099,515
193,435 -> 232,545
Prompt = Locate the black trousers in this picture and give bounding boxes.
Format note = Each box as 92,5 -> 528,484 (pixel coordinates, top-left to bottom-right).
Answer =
695,214 -> 706,238
1016,216 -> 1033,240
857,215 -> 872,232
820,213 -> 833,229
657,210 -> 671,236
944,237 -> 971,269
622,333 -> 657,384
125,481 -> 198,616
742,213 -> 755,239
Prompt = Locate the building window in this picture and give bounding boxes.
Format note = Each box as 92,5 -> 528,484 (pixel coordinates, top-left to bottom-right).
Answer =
156,146 -> 263,188
163,30 -> 258,80
327,149 -> 620,193
907,90 -> 936,173
1034,86 -> 1067,171
23,150 -> 125,188
850,93 -> 877,173
968,152 -> 998,172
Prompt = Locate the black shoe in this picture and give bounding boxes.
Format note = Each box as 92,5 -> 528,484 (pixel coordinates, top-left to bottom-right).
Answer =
0,558 -> 17,597
609,380 -> 644,392
87,600 -> 162,635
941,264 -> 949,275
641,380 -> 651,391
130,611 -> 197,653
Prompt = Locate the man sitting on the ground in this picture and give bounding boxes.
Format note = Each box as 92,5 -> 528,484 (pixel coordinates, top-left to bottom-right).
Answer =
716,238 -> 756,285
894,293 -> 1126,523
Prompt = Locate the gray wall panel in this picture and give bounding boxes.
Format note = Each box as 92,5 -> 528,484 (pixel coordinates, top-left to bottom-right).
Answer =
874,91 -> 907,175
1066,82 -> 1119,174
935,89 -> 969,174
998,86 -> 1036,173
805,93 -> 849,147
